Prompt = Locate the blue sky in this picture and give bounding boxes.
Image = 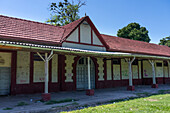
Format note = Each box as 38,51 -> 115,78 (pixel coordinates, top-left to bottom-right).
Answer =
0,0 -> 170,44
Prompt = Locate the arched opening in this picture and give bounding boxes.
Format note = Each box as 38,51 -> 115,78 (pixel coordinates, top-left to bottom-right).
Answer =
76,57 -> 95,90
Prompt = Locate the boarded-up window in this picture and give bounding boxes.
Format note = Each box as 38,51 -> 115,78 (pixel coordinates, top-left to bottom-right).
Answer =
121,59 -> 129,79
33,53 -> 46,82
16,51 -> 30,84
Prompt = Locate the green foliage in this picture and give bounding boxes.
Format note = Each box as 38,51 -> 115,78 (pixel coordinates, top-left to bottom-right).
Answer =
159,36 -> 170,47
47,0 -> 86,26
65,94 -> 170,113
117,22 -> 151,42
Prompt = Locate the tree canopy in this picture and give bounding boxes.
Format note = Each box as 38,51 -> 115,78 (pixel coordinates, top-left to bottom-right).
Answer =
46,0 -> 85,26
117,22 -> 151,42
159,36 -> 170,47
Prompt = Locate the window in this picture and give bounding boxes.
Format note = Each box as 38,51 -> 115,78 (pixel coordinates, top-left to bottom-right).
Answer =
33,53 -> 45,61
156,62 -> 162,67
79,58 -> 84,64
132,60 -> 138,65
112,59 -> 120,65
164,62 -> 168,66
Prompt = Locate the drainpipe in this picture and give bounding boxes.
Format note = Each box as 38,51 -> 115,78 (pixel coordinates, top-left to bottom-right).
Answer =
125,57 -> 135,91
149,60 -> 158,88
37,50 -> 54,101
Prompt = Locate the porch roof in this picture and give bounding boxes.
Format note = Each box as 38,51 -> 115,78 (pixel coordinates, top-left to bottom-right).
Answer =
0,40 -> 170,60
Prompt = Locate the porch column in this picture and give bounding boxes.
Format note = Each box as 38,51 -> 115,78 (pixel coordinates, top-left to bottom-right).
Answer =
37,50 -> 54,101
149,60 -> 158,88
86,57 -> 94,96
125,57 -> 135,91
88,57 -> 91,90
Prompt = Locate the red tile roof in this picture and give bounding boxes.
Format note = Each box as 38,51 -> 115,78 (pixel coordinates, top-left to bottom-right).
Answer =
0,15 -> 170,57
0,15 -> 66,45
101,34 -> 170,57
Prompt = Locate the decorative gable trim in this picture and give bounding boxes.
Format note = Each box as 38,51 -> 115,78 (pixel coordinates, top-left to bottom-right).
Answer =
61,16 -> 109,49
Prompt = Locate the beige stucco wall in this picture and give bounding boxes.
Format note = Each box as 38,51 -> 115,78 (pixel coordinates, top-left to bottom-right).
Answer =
0,52 -> 11,67
164,66 -> 168,77
65,55 -> 75,82
97,58 -> 104,81
16,51 -> 30,84
80,22 -> 91,44
143,60 -> 152,78
121,59 -> 128,79
66,28 -> 78,42
33,60 -> 45,82
106,60 -> 112,80
62,42 -> 106,51
52,54 -> 58,83
155,60 -> 163,77
113,64 -> 120,80
132,65 -> 138,79
93,31 -> 103,45
138,61 -> 141,79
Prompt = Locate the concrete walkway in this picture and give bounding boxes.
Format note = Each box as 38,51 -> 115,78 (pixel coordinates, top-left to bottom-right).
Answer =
0,84 -> 170,113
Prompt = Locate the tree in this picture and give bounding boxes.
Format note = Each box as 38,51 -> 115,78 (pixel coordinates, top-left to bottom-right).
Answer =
159,36 -> 170,47
46,0 -> 86,26
117,22 -> 151,42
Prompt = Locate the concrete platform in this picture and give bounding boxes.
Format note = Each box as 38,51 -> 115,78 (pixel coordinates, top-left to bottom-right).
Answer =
0,84 -> 170,113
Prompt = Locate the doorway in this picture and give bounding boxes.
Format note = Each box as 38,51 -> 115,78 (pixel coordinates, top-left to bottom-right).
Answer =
76,57 -> 95,90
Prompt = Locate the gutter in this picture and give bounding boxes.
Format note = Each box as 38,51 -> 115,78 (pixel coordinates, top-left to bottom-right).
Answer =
0,41 -> 170,60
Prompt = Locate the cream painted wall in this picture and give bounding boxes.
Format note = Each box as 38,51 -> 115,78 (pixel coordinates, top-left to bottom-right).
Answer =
132,65 -> 138,79
97,58 -> 104,81
34,61 -> 45,82
16,51 -> 30,84
0,52 -> 11,67
65,55 -> 75,82
93,31 -> 102,45
121,59 -> 129,79
143,60 -> 152,78
113,64 -> 120,80
155,61 -> 163,77
138,61 -> 141,79
64,21 -> 106,51
52,54 -> 58,83
106,60 -> 112,80
62,42 -> 106,51
164,66 -> 168,77
66,28 -> 78,42
80,23 -> 91,44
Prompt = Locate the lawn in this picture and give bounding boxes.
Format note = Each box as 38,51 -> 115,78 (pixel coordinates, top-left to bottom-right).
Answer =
64,94 -> 170,113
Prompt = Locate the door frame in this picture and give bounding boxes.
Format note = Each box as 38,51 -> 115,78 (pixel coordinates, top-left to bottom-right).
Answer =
73,56 -> 98,90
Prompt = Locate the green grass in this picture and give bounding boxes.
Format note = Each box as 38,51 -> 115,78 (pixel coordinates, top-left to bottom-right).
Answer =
3,107 -> 13,110
45,98 -> 78,105
64,94 -> 170,113
16,102 -> 29,106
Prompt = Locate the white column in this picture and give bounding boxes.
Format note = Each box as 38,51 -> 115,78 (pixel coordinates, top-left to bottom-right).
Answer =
45,53 -> 49,93
87,57 -> 91,89
125,57 -> 135,86
149,60 -> 156,84
37,50 -> 54,94
128,61 -> 133,86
